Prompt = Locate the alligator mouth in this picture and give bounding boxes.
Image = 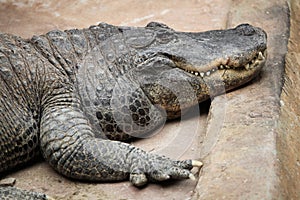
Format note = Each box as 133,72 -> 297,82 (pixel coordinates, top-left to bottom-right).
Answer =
174,49 -> 267,78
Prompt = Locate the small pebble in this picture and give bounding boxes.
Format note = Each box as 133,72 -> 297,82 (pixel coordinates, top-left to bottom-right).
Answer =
249,112 -> 262,118
0,177 -> 16,186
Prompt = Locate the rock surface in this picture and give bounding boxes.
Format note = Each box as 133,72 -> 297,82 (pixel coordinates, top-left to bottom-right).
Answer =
277,0 -> 300,199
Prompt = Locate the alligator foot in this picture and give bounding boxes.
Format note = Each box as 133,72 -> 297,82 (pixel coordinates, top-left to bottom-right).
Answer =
129,154 -> 203,187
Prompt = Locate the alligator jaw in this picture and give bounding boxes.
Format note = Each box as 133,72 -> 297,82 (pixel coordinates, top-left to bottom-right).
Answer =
179,49 -> 267,78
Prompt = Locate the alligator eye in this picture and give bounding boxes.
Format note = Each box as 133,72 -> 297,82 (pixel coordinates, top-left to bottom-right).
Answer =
146,22 -> 171,29
236,24 -> 256,36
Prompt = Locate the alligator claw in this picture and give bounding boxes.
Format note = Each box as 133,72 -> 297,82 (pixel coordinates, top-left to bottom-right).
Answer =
192,160 -> 203,168
189,173 -> 196,180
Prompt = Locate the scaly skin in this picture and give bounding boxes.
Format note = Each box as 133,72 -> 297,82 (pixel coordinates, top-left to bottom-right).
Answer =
0,22 -> 267,199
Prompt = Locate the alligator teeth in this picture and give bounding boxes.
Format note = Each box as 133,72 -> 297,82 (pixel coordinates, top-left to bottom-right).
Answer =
195,72 -> 199,76
254,60 -> 260,66
204,51 -> 267,73
245,63 -> 250,70
200,72 -> 205,77
258,51 -> 264,61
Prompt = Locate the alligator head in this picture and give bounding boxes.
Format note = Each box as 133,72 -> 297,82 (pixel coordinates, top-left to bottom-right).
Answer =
122,22 -> 267,118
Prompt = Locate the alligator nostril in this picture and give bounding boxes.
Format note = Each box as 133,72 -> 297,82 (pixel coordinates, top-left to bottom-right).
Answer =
236,24 -> 256,36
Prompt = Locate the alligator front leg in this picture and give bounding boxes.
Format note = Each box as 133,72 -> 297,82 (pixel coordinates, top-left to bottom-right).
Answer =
40,105 -> 202,186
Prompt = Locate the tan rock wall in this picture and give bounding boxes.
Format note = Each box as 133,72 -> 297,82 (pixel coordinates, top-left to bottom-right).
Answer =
277,0 -> 300,199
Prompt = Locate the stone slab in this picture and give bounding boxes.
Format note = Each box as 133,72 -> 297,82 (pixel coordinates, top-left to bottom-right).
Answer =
277,0 -> 300,199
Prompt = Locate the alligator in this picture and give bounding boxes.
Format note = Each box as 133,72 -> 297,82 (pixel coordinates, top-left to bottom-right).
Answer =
0,22 -> 267,199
